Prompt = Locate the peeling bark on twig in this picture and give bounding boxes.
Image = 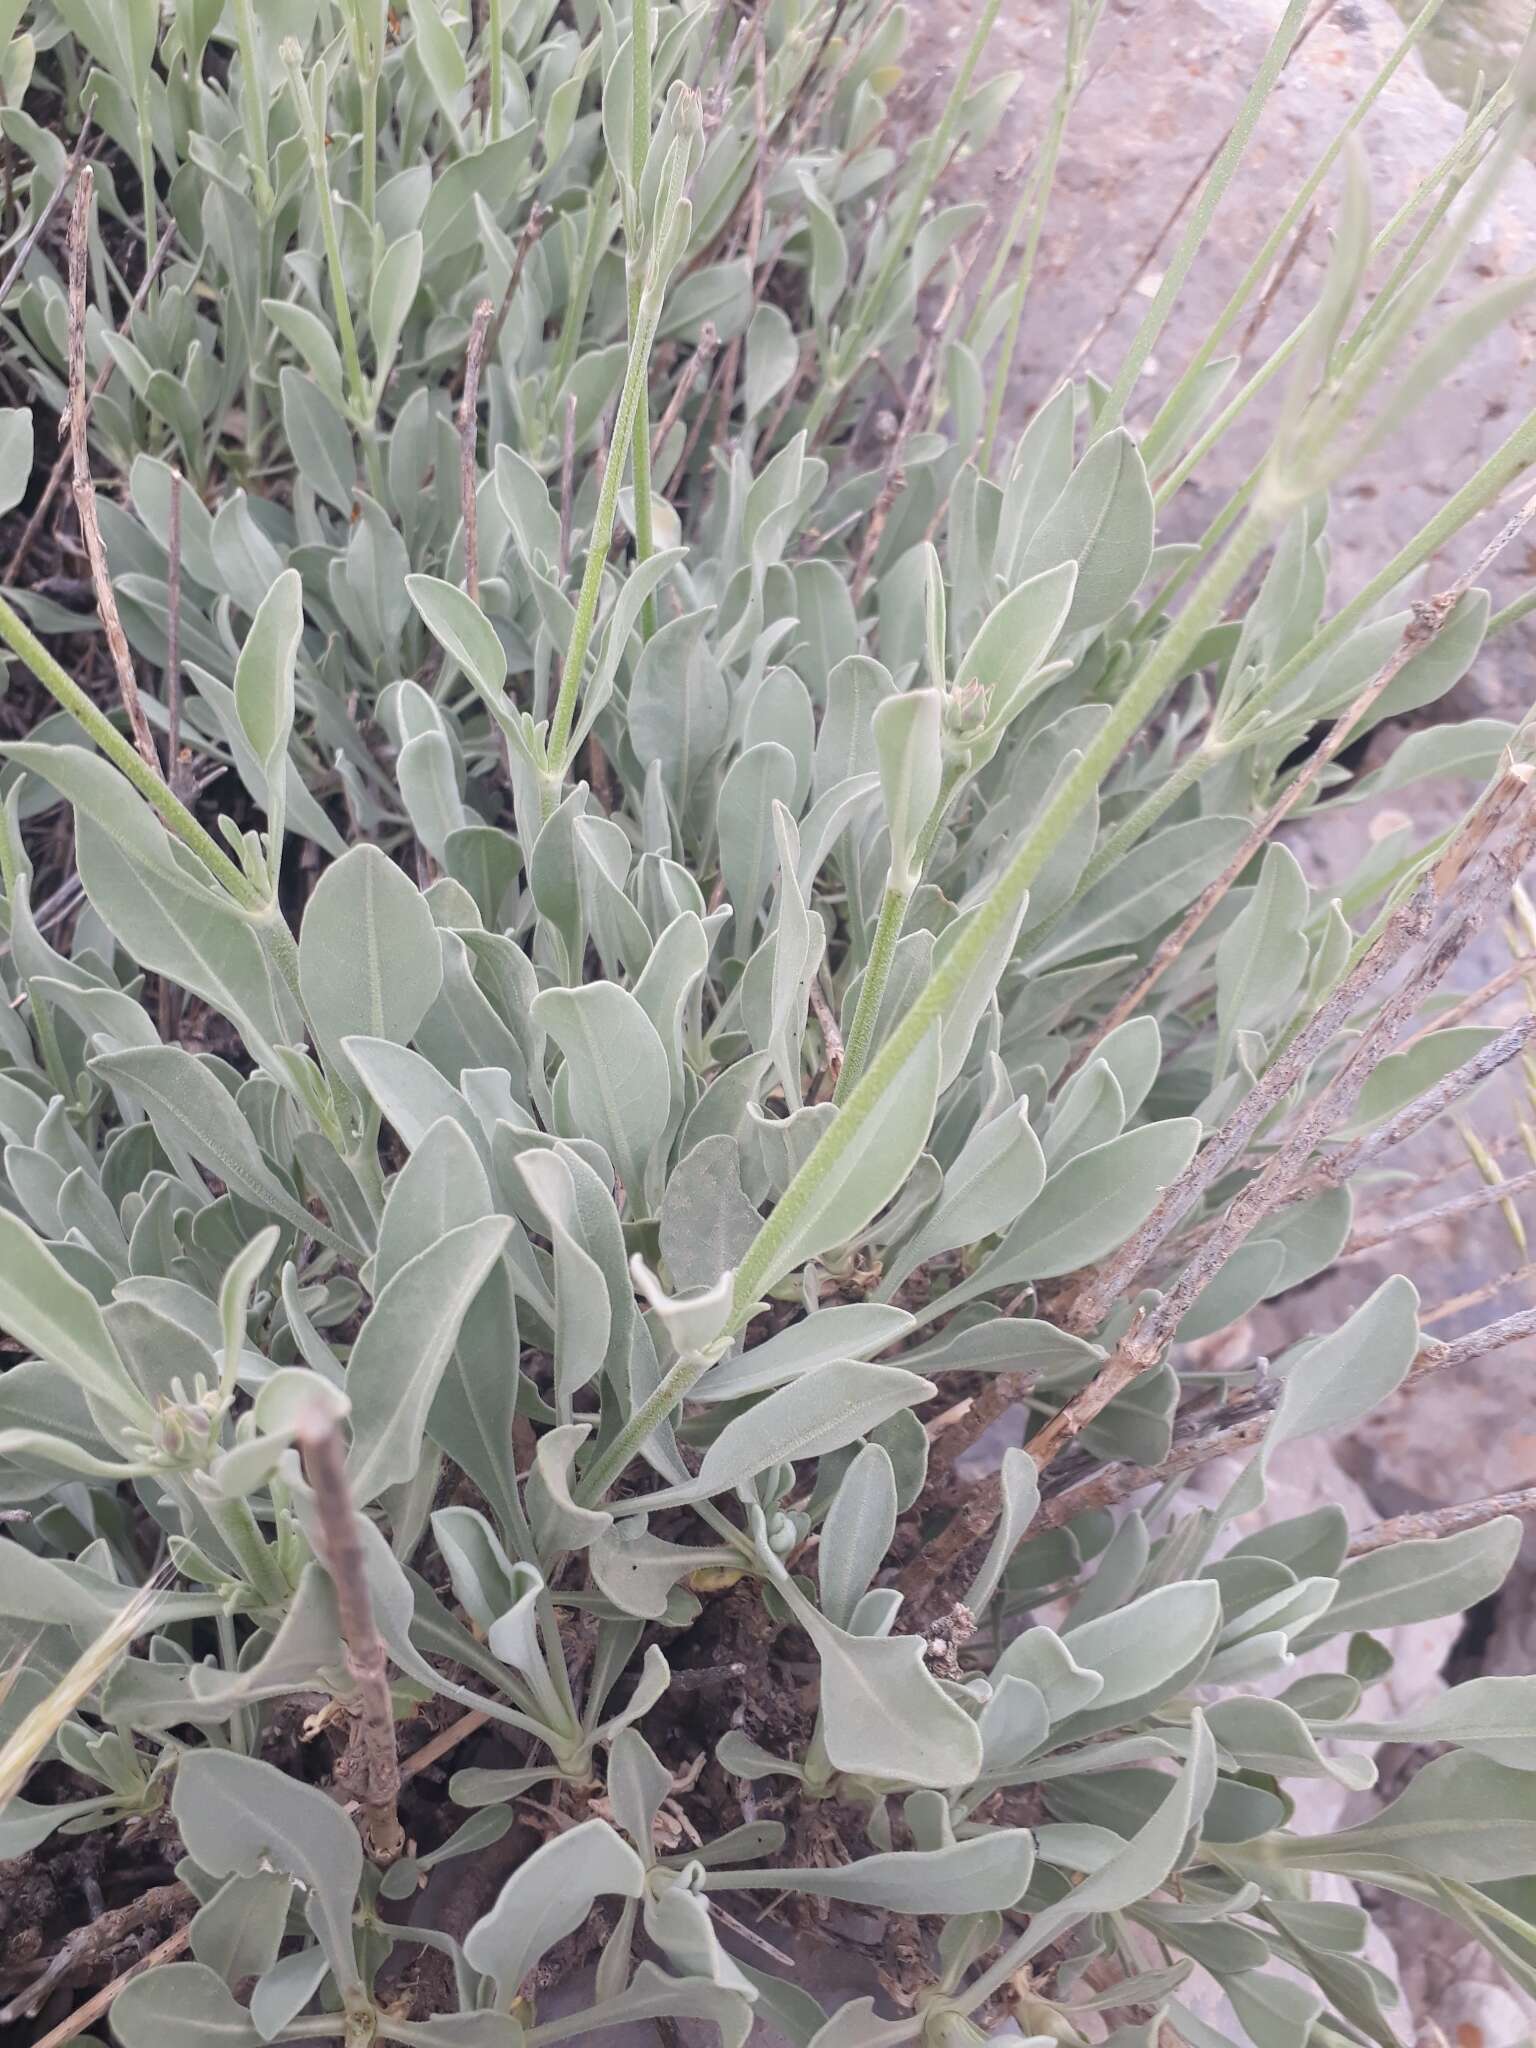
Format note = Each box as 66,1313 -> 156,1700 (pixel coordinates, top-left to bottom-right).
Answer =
299,1408 -> 406,1866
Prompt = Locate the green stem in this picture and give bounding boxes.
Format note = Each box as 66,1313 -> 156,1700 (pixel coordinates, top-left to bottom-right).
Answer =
727,512 -> 1275,1328
545,275 -> 666,797
805,0 -> 1001,442
1141,0 -> 1444,464
977,1 -> 1089,469
834,882 -> 910,1104
286,48 -> 371,424
628,0 -> 658,637
360,67 -> 379,226
1092,0 -> 1310,441
1032,381 -> 1536,949
547,166 -> 615,424
232,0 -> 275,214
0,593 -> 271,911
136,111 -> 158,287
577,1347 -> 713,1505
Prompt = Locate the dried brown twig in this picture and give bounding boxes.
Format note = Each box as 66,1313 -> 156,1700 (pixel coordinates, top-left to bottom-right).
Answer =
0,1886 -> 192,2024
298,1407 -> 406,1865
1065,485 -> 1536,1086
0,118 -> 93,311
3,213 -> 177,587
1343,1164 -> 1536,1259
66,170 -> 160,776
899,768 -> 1536,1609
1346,1485 -> 1536,1556
458,298 -> 496,606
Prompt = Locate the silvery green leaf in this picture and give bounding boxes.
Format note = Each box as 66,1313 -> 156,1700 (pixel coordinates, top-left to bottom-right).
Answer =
190,1871 -> 294,1987
173,1750 -> 363,1994
233,568 -> 301,871
527,1961 -> 752,2048
1204,1697 -> 1376,1791
898,1314 -> 1101,1380
432,1505 -> 520,1633
1225,1971 -> 1323,2048
463,1819 -> 646,2006
956,560 -> 1077,734
112,1962 -> 264,2048
703,1830 -> 1034,1912
525,1423 -> 613,1558
1340,1024 -> 1503,1136
298,844 -> 443,1095
1017,428 -> 1154,634
1338,1675 -> 1536,1770
375,1115 -> 492,1293
615,1363 -> 934,1514
964,1447 -> 1039,1616
977,1676 -> 1051,1779
1215,842 -> 1310,1074
992,1625 -> 1106,1723
1267,1752 -> 1536,1884
0,406 -> 32,519
745,303 -> 798,419
765,802 -> 823,1110
591,1519 -> 741,1621
533,983 -> 671,1202
345,1215 -> 514,1506
517,1151 -> 612,1416
370,231 -> 423,381
1007,1713 -> 1215,1968
1295,1517 -> 1521,1647
872,688 -> 943,890
773,1576 -> 981,1789
1033,816 -> 1248,969
954,1118 -> 1201,1300
813,657 -> 893,802
882,1100 -> 1045,1297
695,1305 -> 912,1403
748,1021 -> 943,1300
90,1046 -> 356,1255
818,1443 -> 898,1629
250,1946 -> 331,2044
1220,1276 -> 1419,1522
659,1135 -> 763,1295
1053,1580 -> 1222,1740
719,741 -> 798,947
629,607 -> 730,801
265,300 -> 346,407
345,1036 -> 485,1160
0,1211 -> 149,1427
0,1794 -> 115,1858
281,369 -> 356,512
406,573 -> 509,702
7,742 -> 292,1057
931,890 -> 1032,1090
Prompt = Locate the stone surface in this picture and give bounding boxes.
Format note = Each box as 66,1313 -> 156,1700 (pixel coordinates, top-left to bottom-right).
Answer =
908,0 -> 1536,713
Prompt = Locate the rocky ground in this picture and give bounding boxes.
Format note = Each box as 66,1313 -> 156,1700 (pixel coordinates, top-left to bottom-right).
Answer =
901,1 -> 1536,2039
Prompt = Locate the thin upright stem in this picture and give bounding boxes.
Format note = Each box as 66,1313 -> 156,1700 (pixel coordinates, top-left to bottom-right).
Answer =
629,0 -> 658,638
728,512 -> 1274,1326
0,593 -> 266,911
1092,0 -> 1310,439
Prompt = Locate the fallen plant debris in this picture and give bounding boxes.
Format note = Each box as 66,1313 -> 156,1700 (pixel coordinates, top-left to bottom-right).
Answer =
0,3 -> 1534,2046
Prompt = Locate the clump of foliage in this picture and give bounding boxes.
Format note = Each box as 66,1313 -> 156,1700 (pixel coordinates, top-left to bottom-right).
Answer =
1,2 -> 1536,2045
